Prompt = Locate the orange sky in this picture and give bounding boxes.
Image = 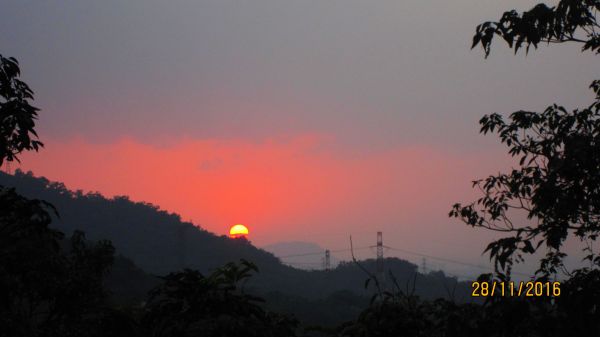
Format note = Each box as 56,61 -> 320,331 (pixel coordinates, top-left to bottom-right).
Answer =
19,135 -> 509,257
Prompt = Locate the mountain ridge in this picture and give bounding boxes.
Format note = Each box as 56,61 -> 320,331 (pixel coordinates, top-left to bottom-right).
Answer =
0,170 -> 472,304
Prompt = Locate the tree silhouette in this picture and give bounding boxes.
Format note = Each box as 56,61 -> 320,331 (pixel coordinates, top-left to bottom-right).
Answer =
0,54 -> 42,166
471,0 -> 600,57
451,1 -> 600,278
0,187 -> 117,336
143,260 -> 298,337
0,55 -> 124,337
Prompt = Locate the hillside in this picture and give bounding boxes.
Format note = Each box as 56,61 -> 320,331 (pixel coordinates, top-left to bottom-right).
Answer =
0,170 -> 473,306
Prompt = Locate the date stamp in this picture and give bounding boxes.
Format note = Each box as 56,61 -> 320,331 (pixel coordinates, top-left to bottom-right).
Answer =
471,281 -> 561,297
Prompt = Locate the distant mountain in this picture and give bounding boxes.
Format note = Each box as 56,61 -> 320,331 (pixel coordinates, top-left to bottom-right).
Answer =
0,170 -> 474,314
263,241 -> 338,270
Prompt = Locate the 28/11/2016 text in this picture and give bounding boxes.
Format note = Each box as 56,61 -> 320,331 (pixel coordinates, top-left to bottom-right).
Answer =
471,281 -> 561,297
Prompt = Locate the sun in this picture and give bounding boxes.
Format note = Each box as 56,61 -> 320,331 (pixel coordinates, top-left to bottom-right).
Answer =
229,224 -> 249,239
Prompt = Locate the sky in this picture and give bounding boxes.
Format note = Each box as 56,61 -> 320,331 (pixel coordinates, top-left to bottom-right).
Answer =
1,0 -> 597,277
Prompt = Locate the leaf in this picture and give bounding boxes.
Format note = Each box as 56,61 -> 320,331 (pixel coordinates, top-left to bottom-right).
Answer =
472,33 -> 482,49
522,240 -> 535,254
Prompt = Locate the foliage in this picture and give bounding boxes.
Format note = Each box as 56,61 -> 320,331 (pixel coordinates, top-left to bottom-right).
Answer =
451,1 -> 600,278
450,84 -> 600,276
472,0 -> 600,57
555,267 -> 600,333
142,260 -> 298,337
0,187 -> 118,337
334,295 -> 481,337
331,270 -> 600,337
0,54 -> 42,166
263,290 -> 369,328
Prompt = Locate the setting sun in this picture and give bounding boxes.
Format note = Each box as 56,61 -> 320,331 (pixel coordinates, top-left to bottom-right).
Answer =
229,224 -> 249,239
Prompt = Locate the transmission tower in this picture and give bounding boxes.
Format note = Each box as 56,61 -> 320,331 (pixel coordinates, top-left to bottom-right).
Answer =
421,257 -> 428,274
324,249 -> 331,271
376,232 -> 384,275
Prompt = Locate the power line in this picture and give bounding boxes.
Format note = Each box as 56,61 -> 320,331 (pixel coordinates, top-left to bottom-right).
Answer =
386,246 -> 530,278
276,244 -> 531,278
278,246 -> 370,259
283,261 -> 323,266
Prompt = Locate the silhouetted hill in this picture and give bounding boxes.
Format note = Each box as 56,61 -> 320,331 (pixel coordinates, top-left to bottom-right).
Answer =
0,170 -> 473,312
0,170 -> 283,275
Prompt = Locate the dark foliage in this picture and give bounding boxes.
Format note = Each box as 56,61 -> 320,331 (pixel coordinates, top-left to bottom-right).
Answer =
0,54 -> 42,166
0,57 -> 143,335
472,0 -> 600,57
143,260 -> 298,337
450,84 -> 600,276
0,187 -> 118,337
451,1 -> 600,278
330,268 -> 600,337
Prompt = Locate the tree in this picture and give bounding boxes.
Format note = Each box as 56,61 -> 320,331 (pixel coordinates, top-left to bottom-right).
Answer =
450,1 -> 600,278
337,3 -> 600,335
142,260 -> 298,337
0,187 -> 116,336
471,0 -> 600,57
0,54 -> 43,166
0,55 -> 124,336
